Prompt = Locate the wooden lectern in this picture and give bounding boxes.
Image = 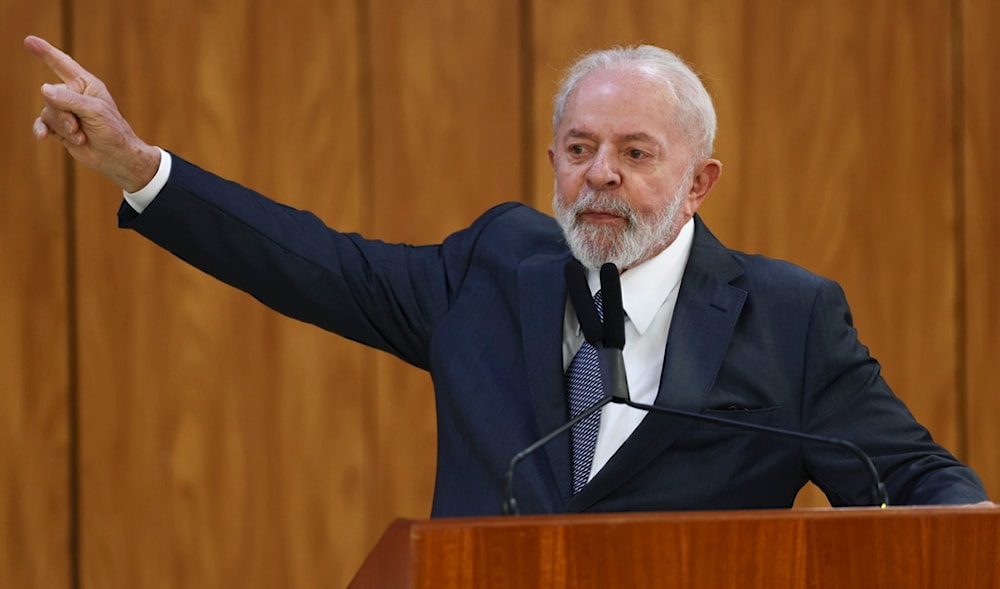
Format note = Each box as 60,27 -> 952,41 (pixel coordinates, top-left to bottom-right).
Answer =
349,507 -> 999,588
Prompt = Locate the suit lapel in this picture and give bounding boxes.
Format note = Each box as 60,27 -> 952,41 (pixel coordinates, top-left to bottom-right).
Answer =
567,216 -> 747,512
518,252 -> 576,501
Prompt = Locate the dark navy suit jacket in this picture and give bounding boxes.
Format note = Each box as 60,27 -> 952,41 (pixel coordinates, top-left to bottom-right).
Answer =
119,154 -> 988,516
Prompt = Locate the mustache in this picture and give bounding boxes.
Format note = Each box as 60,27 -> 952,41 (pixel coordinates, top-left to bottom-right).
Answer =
569,190 -> 636,226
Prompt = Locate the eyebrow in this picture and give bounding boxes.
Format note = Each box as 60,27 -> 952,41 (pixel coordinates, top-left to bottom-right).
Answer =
564,128 -> 662,145
565,128 -> 597,141
622,132 -> 658,143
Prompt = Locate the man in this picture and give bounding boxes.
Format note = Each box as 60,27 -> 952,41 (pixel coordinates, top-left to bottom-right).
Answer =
25,36 -> 989,515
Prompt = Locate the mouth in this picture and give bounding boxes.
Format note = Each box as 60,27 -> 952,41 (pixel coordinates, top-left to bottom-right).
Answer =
577,210 -> 629,227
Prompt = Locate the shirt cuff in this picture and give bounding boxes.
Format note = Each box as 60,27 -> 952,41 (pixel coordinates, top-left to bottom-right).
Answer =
123,147 -> 172,213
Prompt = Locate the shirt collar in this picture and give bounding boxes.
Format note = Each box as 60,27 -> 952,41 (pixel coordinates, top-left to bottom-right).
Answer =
586,217 -> 695,335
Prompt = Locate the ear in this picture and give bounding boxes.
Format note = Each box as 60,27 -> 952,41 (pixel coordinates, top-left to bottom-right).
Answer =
547,145 -> 555,167
683,158 -> 722,217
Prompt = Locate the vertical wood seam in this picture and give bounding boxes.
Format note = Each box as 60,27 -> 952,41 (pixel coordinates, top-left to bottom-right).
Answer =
61,0 -> 81,586
518,0 -> 535,205
355,0 -> 379,551
950,0 -> 969,461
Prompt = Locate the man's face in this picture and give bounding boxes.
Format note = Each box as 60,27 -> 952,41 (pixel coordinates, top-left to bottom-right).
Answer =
549,68 -> 711,270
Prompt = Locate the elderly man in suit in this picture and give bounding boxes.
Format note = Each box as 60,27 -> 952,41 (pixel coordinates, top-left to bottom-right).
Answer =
25,36 -> 989,515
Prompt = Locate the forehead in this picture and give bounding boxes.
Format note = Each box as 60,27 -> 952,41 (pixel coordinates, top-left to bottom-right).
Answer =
557,68 -> 678,142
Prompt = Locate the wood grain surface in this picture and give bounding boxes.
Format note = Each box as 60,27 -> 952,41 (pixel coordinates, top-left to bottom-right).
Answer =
0,2 -> 71,588
70,1 -> 369,587
962,0 -> 1000,502
351,508 -> 1000,588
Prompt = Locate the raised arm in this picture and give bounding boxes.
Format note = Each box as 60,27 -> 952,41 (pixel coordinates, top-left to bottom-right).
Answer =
24,35 -> 160,192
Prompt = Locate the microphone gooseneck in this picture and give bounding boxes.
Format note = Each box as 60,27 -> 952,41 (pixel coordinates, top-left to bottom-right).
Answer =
613,397 -> 890,508
500,393 -> 614,515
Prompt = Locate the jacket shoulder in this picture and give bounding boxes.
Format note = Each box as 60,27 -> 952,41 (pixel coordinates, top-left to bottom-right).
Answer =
445,201 -> 567,259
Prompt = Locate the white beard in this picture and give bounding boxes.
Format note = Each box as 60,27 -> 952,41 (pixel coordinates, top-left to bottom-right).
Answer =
553,173 -> 690,271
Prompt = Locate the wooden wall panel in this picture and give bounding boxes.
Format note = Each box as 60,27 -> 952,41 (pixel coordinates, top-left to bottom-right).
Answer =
1,4 -> 71,589
71,0 -> 367,587
963,0 -> 1000,500
366,0 -> 524,529
532,0 -> 963,506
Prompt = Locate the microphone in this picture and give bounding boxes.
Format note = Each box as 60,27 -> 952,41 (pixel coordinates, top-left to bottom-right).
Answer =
612,396 -> 890,508
598,263 -> 624,348
596,263 -> 629,402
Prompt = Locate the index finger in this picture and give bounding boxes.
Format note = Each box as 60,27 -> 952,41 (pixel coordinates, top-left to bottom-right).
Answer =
24,35 -> 92,85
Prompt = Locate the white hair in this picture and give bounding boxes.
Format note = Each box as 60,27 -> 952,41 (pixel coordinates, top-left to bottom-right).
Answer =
552,45 -> 717,158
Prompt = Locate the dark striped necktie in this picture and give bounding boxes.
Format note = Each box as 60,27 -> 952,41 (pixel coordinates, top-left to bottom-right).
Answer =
566,290 -> 603,494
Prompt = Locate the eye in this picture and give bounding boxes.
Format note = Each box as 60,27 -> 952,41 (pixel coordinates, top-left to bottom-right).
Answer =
568,144 -> 587,155
626,148 -> 647,160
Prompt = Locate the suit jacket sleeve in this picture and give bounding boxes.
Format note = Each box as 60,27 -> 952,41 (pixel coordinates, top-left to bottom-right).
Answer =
800,279 -> 987,505
116,152 -> 513,369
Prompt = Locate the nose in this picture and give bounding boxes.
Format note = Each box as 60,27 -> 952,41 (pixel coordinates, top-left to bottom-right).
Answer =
585,149 -> 621,190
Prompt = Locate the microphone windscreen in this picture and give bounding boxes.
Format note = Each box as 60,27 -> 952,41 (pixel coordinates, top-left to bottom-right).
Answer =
564,259 -> 603,345
600,263 -> 625,349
